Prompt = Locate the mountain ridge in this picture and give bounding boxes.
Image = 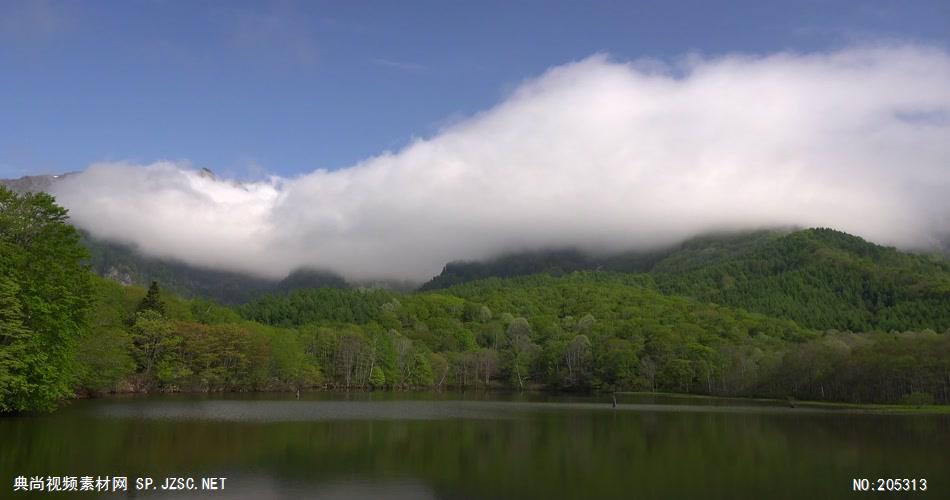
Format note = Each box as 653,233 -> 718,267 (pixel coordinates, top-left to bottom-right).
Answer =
421,228 -> 950,332
3,173 -> 948,327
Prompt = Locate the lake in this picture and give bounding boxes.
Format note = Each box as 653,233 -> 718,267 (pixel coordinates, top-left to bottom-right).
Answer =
1,392 -> 946,499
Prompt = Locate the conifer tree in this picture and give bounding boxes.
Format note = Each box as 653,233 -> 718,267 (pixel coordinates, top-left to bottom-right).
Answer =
138,281 -> 166,316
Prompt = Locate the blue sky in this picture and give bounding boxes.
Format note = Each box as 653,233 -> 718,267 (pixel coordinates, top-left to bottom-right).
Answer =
2,0 -> 948,179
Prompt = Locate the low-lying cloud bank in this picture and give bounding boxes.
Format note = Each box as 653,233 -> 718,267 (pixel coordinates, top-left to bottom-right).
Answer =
51,44 -> 950,282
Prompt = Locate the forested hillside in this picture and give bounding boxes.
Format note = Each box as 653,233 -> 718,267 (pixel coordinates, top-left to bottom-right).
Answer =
423,228 -> 950,333
420,230 -> 787,290
53,270 -> 949,405
2,186 -> 948,413
652,228 -> 950,332
241,272 -> 813,394
82,234 -> 347,303
420,248 -> 669,290
238,272 -> 948,403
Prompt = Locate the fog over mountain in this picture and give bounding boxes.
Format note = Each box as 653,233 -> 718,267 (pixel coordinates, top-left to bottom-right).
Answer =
47,43 -> 950,282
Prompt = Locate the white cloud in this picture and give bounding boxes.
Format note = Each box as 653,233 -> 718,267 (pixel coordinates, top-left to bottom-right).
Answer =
51,43 -> 950,282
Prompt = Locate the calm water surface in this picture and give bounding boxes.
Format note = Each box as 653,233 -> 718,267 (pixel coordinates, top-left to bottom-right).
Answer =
1,392 -> 946,499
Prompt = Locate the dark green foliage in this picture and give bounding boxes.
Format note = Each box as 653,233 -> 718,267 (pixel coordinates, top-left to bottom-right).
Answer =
241,272 -> 813,392
0,186 -> 93,412
73,279 -> 136,394
762,330 -> 950,404
235,269 -> 948,403
168,322 -> 272,390
274,269 -> 349,294
64,269 -> 950,404
421,228 -> 950,333
901,391 -> 935,407
0,268 -> 30,409
5,204 -> 943,407
138,281 -> 167,316
421,249 -> 602,290
240,288 -> 396,327
652,228 -> 950,331
421,247 -> 669,290
82,231 -> 346,303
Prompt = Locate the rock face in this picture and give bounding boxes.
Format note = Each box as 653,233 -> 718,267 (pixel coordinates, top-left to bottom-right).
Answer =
0,173 -> 73,194
103,266 -> 135,286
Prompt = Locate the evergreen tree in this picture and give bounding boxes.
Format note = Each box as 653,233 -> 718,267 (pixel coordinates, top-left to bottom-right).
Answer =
138,281 -> 166,316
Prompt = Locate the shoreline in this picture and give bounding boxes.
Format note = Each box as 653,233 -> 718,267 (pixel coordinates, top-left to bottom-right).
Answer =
66,388 -> 950,415
614,391 -> 950,414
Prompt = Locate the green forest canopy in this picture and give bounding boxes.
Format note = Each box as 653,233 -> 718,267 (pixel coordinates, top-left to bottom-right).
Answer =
1,185 -> 948,412
0,187 -> 92,412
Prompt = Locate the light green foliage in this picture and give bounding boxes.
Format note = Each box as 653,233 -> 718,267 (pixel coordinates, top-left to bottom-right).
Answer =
575,313 -> 596,333
369,366 -> 386,387
174,322 -> 270,389
190,297 -> 243,324
429,352 -> 449,387
0,269 -> 30,411
73,279 -> 136,394
130,310 -> 178,386
10,208 -> 945,406
237,270 -> 949,402
0,187 -> 92,412
266,326 -> 320,389
506,317 -> 532,341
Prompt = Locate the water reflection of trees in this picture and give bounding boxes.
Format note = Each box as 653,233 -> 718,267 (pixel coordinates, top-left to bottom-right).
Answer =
2,401 -> 947,499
